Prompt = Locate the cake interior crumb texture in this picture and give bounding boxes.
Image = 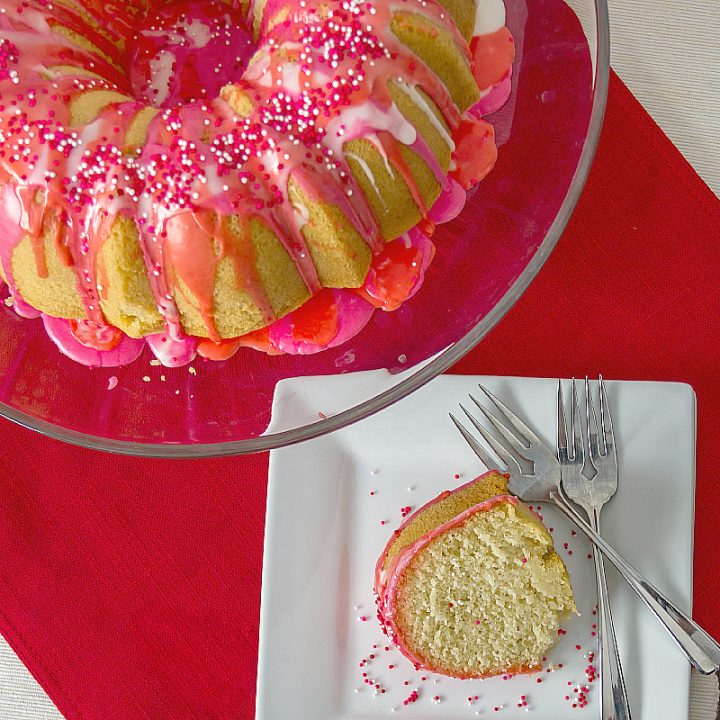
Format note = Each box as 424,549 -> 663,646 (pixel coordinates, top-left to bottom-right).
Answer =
394,501 -> 576,676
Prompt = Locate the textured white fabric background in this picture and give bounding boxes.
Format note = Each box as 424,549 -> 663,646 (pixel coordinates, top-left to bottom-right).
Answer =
1,1 -> 719,718
608,0 -> 720,197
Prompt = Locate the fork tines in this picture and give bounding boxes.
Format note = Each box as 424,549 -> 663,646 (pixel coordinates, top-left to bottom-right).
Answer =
585,375 -> 618,468
450,384 -> 542,476
557,378 -> 585,465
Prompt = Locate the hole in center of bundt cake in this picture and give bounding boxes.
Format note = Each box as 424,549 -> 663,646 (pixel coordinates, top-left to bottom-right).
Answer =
129,0 -> 257,109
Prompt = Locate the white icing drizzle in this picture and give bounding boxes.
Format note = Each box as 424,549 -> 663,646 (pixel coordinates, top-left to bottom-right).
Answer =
394,81 -> 455,150
244,45 -> 305,93
148,50 -> 176,106
183,18 -> 213,48
323,99 -> 419,196
142,15 -> 214,48
474,0 -> 506,36
278,61 -> 302,94
325,100 -> 417,152
366,132 -> 396,180
27,145 -> 50,185
344,152 -> 389,211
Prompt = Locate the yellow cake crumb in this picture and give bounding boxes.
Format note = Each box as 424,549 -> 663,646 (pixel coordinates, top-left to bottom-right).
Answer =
393,500 -> 576,677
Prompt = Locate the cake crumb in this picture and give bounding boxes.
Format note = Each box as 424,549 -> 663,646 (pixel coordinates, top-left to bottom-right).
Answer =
150,359 -> 161,366
188,366 -> 197,375
142,375 -> 151,382
107,376 -> 118,390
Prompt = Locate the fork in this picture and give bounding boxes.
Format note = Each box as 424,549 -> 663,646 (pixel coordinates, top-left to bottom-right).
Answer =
558,378 -> 631,720
450,384 -> 720,675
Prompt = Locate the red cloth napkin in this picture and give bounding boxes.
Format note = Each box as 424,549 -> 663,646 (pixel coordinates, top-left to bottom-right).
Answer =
0,70 -> 719,719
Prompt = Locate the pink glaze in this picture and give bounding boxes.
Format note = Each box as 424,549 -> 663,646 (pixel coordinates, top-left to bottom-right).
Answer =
0,186 -> 32,308
0,0 -> 515,366
360,228 -> 435,311
471,27 -> 516,90
469,70 -> 514,118
146,332 -> 198,367
451,118 -> 498,189
428,178 -> 467,224
12,296 -> 42,319
270,289 -> 374,354
377,494 -> 539,679
42,315 -> 144,367
196,337 -> 243,361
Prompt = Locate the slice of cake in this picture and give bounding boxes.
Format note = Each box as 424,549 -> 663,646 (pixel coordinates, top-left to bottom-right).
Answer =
375,472 -> 576,679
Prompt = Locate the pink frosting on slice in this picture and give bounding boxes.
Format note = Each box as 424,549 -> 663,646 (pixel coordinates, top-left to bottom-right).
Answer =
373,469 -> 507,594
42,315 -> 144,367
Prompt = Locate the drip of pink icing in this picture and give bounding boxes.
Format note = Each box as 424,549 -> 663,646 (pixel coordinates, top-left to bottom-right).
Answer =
471,27 -> 516,90
146,332 -> 198,367
270,289 -> 374,354
360,228 -> 435,311
42,315 -> 144,367
196,337 -> 242,361
0,186 -> 31,305
450,118 -> 498,189
468,70 -> 513,118
13,296 -> 42,319
429,178 -> 466,223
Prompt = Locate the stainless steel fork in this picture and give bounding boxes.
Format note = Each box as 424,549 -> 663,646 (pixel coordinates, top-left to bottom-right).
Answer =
450,383 -> 720,675
558,378 -> 631,720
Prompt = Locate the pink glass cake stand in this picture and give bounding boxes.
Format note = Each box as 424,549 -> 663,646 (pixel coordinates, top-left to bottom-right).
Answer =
0,0 -> 609,456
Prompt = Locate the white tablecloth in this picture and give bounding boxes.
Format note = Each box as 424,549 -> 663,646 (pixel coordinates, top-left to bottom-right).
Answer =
1,1 -> 719,717
608,0 -> 719,197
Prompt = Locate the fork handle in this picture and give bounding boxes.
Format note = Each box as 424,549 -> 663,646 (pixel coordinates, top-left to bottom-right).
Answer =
591,509 -> 632,720
552,490 -> 720,675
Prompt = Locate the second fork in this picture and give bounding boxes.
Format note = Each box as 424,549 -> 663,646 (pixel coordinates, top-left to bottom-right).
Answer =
558,378 -> 631,720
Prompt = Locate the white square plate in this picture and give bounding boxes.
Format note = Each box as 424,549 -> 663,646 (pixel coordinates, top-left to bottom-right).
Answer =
257,375 -> 695,719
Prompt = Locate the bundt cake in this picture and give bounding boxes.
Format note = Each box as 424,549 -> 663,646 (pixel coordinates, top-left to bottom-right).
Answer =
375,471 -> 576,678
0,0 -> 515,366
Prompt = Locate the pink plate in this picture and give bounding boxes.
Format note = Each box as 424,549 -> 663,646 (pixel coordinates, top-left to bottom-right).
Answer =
0,0 -> 609,455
